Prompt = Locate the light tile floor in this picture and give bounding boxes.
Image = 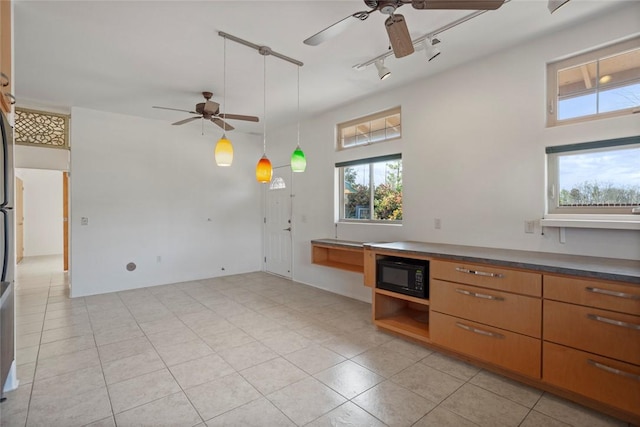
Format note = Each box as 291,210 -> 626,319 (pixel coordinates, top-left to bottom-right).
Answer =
0,255 -> 632,427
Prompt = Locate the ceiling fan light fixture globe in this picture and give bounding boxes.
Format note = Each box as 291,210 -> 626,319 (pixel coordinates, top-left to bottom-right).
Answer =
215,134 -> 233,167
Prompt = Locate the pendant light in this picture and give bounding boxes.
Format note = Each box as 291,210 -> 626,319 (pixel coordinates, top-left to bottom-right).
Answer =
290,66 -> 306,173
215,36 -> 233,166
256,53 -> 272,183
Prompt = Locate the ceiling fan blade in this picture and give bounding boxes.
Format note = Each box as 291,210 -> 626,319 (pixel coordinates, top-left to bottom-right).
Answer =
153,106 -> 199,114
218,113 -> 259,122
385,14 -> 415,58
304,10 -> 371,46
172,117 -> 201,126
411,0 -> 505,10
211,118 -> 235,131
203,100 -> 220,114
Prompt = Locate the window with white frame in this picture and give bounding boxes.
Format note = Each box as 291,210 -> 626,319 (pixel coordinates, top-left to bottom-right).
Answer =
337,154 -> 402,222
337,107 -> 401,150
546,136 -> 640,216
546,36 -> 640,127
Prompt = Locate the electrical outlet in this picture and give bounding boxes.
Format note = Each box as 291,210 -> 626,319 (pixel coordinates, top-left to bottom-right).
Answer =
434,218 -> 441,229
525,220 -> 536,234
81,217 -> 89,226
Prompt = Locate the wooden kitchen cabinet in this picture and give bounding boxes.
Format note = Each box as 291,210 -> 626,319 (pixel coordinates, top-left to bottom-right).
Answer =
363,248 -> 375,287
0,0 -> 13,113
430,278 -> 541,338
543,299 -> 640,365
543,341 -> 640,417
430,311 -> 541,378
429,260 -> 542,378
320,240 -> 639,423
542,274 -> 640,419
431,259 -> 542,297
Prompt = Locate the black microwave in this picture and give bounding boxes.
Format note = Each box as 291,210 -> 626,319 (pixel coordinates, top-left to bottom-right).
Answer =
376,258 -> 429,299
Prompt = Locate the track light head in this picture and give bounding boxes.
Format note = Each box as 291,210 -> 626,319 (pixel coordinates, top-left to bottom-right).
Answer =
424,38 -> 441,62
375,60 -> 391,80
548,0 -> 569,13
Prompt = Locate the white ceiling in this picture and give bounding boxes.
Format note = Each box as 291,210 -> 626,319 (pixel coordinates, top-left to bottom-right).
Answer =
14,0 -> 627,134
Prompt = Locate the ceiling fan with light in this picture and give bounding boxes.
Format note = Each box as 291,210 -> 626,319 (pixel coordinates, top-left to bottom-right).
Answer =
152,91 -> 259,131
304,0 -> 506,58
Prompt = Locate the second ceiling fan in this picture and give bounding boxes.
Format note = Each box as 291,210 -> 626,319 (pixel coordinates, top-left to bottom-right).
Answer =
153,91 -> 259,131
304,0 -> 506,58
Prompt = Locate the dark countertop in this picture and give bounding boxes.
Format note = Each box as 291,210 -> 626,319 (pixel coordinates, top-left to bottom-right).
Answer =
311,239 -> 367,249
365,241 -> 640,285
311,238 -> 640,284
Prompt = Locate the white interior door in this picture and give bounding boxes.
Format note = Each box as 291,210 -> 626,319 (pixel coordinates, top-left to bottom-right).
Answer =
265,167 -> 292,278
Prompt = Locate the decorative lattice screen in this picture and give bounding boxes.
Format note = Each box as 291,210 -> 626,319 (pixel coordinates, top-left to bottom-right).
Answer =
14,108 -> 69,149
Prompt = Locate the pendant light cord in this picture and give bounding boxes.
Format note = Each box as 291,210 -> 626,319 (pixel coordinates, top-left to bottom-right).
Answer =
263,54 -> 267,154
223,36 -> 227,134
296,65 -> 300,148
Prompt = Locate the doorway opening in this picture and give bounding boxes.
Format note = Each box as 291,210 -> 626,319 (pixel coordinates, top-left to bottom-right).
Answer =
14,169 -> 68,288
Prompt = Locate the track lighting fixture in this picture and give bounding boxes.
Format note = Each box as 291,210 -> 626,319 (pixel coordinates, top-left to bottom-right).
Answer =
424,37 -> 441,62
375,60 -> 391,80
216,32 -> 304,180
548,0 -> 569,13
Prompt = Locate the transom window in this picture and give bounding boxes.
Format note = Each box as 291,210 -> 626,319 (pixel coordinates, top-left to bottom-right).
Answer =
546,136 -> 640,215
547,36 -> 640,127
337,107 -> 401,150
337,154 -> 402,222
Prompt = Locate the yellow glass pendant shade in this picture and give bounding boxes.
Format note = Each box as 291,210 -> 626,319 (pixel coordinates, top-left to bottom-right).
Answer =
256,154 -> 273,183
215,135 -> 233,166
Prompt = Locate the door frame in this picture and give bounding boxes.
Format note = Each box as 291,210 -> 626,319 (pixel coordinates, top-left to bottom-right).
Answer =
63,171 -> 69,271
264,165 -> 293,279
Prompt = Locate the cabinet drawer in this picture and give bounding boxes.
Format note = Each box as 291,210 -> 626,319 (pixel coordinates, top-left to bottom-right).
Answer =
430,311 -> 541,378
431,279 -> 541,338
544,275 -> 640,315
543,341 -> 640,417
431,260 -> 541,297
544,300 -> 640,365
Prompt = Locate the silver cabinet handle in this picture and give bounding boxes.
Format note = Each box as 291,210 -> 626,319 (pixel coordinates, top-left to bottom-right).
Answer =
0,72 -> 8,87
456,288 -> 504,301
585,287 -> 640,300
587,359 -> 640,382
455,267 -> 504,278
586,314 -> 640,330
456,322 -> 504,339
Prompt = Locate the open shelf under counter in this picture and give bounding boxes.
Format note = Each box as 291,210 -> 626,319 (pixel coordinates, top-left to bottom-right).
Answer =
311,239 -> 365,273
373,290 -> 430,343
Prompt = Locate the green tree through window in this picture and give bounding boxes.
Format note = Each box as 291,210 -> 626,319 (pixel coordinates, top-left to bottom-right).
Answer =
342,159 -> 402,221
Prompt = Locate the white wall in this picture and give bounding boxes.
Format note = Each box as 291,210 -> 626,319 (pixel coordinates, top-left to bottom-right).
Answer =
15,145 -> 69,171
14,168 -> 63,256
267,4 -> 640,302
69,107 -> 263,297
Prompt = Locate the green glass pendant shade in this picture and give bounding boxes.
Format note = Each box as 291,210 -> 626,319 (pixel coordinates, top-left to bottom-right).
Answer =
291,145 -> 306,172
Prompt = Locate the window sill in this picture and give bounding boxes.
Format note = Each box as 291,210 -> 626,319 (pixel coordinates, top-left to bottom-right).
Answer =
540,216 -> 640,230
